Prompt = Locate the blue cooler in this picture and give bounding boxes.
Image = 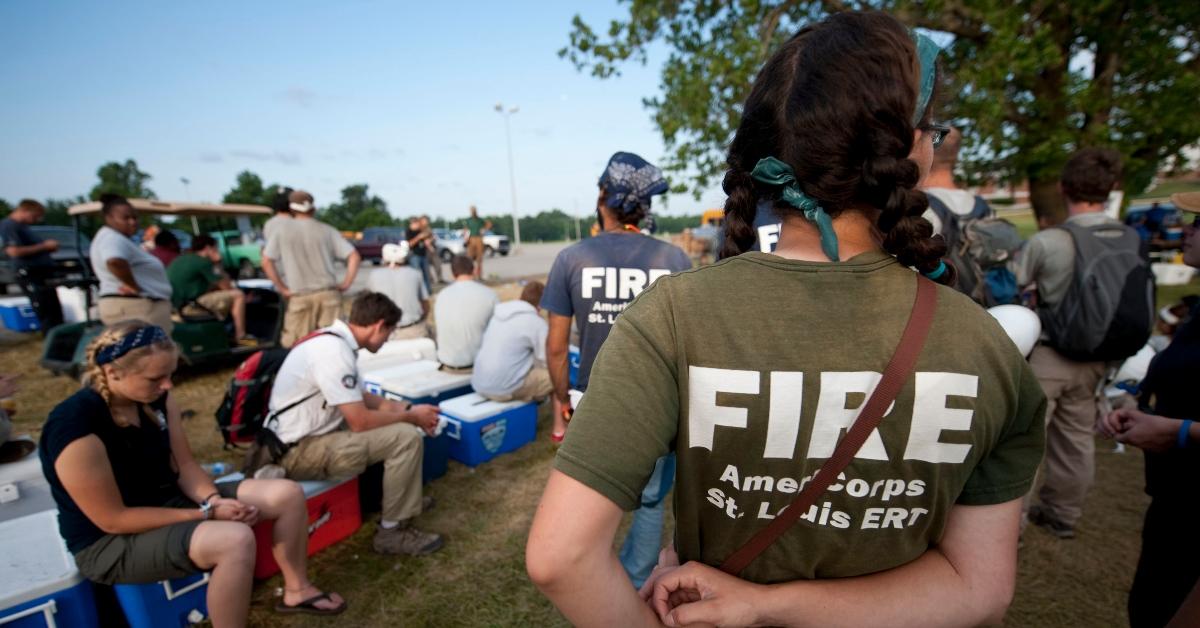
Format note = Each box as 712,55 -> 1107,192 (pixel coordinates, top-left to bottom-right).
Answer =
0,510 -> 100,628
361,359 -> 473,405
114,573 -> 209,628
423,431 -> 450,483
0,296 -> 39,332
439,393 -> 537,467
568,344 -> 580,388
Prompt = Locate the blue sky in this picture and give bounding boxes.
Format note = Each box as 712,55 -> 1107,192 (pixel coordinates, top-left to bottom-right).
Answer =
0,1 -> 728,220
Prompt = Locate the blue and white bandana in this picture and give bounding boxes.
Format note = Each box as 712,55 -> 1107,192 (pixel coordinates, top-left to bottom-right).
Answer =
95,325 -> 170,365
598,152 -> 669,217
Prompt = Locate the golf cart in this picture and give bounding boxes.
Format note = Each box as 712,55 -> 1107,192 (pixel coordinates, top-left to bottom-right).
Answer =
41,199 -> 284,377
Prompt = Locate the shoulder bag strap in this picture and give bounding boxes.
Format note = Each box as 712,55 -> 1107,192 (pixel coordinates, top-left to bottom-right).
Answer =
720,276 -> 939,576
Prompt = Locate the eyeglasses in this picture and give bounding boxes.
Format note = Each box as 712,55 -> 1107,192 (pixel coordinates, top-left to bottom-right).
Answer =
922,122 -> 951,150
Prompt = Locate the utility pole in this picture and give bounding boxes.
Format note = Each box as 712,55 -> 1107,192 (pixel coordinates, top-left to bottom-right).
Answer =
494,103 -> 521,250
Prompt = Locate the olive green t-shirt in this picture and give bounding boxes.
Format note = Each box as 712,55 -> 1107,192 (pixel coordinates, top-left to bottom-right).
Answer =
555,251 -> 1046,584
166,253 -> 222,309
465,216 -> 485,237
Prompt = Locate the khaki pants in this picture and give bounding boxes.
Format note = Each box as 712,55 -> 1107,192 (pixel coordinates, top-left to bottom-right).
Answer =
1026,345 -> 1106,527
98,297 -> 174,333
281,289 -> 341,347
481,367 -> 552,403
281,423 -> 424,523
182,289 -> 241,319
467,236 -> 485,271
389,321 -> 431,341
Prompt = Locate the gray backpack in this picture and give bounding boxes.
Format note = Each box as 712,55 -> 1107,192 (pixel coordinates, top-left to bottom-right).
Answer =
928,195 -> 1023,306
1039,221 -> 1154,362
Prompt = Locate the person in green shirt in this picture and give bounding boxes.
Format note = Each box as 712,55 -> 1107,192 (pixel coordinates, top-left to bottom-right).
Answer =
526,11 -> 1046,627
167,235 -> 254,346
463,205 -> 492,279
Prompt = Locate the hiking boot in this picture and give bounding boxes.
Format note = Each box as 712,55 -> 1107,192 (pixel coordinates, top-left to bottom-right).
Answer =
373,524 -> 444,556
1028,505 -> 1076,539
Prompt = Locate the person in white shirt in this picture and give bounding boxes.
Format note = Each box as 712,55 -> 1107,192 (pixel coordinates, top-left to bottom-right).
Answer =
266,292 -> 444,556
89,194 -> 175,332
366,242 -> 430,340
433,255 -> 498,370
471,281 -> 551,402
920,127 -> 992,234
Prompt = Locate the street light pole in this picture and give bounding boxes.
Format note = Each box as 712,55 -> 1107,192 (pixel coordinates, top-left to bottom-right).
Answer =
180,177 -> 199,234
494,103 -> 521,250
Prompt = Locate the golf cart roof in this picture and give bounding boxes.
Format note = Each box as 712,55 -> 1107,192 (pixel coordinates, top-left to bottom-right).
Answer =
68,199 -> 271,217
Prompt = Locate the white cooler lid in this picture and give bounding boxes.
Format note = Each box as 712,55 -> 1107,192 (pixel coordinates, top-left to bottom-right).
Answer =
439,392 -> 527,422
0,510 -> 84,609
0,296 -> 31,307
0,443 -> 42,485
364,360 -> 470,399
361,360 -> 440,384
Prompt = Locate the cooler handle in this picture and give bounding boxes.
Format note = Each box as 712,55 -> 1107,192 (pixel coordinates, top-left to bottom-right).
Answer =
0,599 -> 57,626
162,572 -> 211,600
440,414 -> 462,440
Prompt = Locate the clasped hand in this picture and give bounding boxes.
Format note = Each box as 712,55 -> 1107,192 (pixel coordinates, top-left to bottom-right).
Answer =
210,497 -> 260,525
637,547 -> 763,627
1097,407 -> 1180,453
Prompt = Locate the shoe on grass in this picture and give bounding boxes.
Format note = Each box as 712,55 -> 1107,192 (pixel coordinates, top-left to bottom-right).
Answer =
1028,505 -> 1075,539
373,524 -> 444,555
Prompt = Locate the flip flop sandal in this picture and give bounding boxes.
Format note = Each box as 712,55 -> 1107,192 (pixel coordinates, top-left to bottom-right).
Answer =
275,592 -> 347,616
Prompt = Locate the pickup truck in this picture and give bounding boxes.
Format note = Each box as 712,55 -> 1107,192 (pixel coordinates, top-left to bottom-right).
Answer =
211,230 -> 264,278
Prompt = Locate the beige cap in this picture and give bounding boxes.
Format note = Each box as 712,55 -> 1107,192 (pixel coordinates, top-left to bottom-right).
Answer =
1171,191 -> 1200,213
288,190 -> 315,213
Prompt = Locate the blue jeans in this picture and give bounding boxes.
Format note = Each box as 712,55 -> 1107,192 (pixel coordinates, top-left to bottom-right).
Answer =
407,254 -> 431,293
620,453 -> 676,588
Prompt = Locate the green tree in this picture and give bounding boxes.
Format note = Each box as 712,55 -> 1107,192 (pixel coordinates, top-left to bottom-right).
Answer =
0,199 -> 10,220
318,184 -> 396,231
562,1 -> 1200,222
222,170 -> 282,206
90,159 -> 156,200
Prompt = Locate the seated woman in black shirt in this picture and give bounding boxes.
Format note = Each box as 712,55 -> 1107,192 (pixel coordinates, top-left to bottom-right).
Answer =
40,321 -> 345,625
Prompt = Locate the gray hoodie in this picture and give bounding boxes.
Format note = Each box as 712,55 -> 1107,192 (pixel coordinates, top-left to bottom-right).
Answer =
470,300 -> 548,396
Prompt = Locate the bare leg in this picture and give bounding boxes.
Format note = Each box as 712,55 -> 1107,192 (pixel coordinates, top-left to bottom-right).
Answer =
235,479 -> 343,610
188,521 -> 256,628
231,290 -> 247,338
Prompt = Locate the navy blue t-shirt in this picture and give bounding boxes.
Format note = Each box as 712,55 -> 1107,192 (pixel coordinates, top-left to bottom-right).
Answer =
716,202 -> 782,260
1140,305 -> 1200,499
542,232 -> 691,391
39,388 -> 180,553
0,218 -> 53,269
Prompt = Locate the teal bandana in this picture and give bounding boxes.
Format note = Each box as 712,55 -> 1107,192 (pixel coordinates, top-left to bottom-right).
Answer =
750,157 -> 840,262
911,31 -> 941,125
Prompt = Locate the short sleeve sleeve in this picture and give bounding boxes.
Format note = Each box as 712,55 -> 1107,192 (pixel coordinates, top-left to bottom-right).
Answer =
313,343 -> 364,408
540,251 -> 574,317
1011,234 -> 1044,289
0,221 -> 20,247
554,280 -> 681,510
957,359 -> 1047,505
331,229 -> 355,260
41,393 -> 100,466
264,232 -> 281,260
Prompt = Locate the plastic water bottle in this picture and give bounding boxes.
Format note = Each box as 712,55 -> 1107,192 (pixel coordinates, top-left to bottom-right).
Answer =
202,462 -> 230,477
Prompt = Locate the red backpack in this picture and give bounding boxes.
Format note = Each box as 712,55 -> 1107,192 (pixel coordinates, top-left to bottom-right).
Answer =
215,331 -> 334,447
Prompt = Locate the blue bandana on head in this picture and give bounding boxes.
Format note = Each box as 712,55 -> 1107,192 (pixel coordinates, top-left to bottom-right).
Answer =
911,31 -> 941,125
598,152 -> 669,218
95,325 -> 169,366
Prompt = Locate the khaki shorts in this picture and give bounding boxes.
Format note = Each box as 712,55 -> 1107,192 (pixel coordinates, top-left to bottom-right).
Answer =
183,289 -> 241,319
467,236 -> 485,261
281,289 -> 342,347
481,367 -> 552,402
72,481 -> 240,585
98,297 -> 174,333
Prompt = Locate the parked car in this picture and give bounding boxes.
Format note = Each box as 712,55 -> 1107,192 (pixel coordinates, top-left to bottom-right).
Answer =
354,227 -> 407,265
0,225 -> 92,291
482,231 -> 510,257
211,230 -> 265,278
433,228 -> 466,262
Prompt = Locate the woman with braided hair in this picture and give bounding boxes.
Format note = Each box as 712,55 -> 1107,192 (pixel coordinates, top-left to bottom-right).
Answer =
528,10 -> 1046,627
39,321 -> 346,625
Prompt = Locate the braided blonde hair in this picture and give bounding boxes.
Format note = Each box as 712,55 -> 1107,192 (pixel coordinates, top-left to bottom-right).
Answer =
82,320 -> 178,406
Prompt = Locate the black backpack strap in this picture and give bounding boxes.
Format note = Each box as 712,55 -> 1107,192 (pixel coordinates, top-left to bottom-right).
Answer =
969,195 -> 993,220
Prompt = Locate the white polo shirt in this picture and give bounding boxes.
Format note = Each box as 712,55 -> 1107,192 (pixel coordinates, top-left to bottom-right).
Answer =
268,319 -> 364,444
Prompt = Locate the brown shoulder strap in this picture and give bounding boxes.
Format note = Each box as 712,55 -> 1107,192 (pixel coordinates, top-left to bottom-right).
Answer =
719,276 -> 939,576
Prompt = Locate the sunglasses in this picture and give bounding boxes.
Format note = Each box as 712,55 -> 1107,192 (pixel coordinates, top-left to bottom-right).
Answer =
922,122 -> 951,150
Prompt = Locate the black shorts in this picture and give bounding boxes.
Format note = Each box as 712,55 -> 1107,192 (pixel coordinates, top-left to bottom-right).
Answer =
72,480 -> 241,585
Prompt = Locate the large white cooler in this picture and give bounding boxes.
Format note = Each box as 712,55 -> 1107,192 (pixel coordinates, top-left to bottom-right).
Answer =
0,444 -> 55,524
0,510 -> 99,627
361,359 -> 472,405
439,393 -> 537,467
357,338 -> 437,373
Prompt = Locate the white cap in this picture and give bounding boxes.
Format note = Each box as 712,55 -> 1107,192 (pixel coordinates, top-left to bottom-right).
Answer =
382,242 -> 410,265
986,305 -> 1041,357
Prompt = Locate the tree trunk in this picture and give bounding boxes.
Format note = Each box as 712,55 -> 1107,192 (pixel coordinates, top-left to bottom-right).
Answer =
1028,176 -> 1065,226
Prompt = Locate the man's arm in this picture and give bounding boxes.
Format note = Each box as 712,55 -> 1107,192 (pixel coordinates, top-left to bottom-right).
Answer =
105,258 -> 141,295
527,470 -> 663,627
5,240 -> 57,258
339,397 -> 439,434
547,314 -> 572,405
262,256 -> 290,297
338,250 -> 361,291
649,499 -> 1022,628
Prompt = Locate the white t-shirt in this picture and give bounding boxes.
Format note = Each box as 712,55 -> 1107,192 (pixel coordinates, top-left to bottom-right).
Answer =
922,188 -> 980,235
90,226 -> 173,300
434,279 -> 498,367
366,266 -> 429,327
268,319 -> 363,444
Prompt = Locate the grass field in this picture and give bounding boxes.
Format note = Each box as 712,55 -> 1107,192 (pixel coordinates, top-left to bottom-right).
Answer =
2,272 -> 1197,626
